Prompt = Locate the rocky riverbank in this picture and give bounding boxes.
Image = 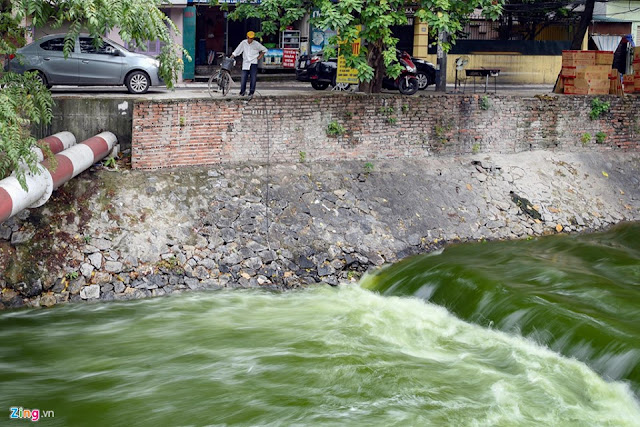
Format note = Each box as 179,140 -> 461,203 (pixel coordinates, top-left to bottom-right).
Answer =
1,151 -> 639,309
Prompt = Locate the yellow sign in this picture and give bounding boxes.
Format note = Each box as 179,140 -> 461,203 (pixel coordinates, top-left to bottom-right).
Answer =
336,27 -> 361,85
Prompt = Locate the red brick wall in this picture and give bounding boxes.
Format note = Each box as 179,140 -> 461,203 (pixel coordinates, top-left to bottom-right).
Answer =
131,94 -> 640,169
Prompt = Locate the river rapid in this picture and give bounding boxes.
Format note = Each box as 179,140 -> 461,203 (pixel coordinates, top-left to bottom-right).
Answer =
1,225 -> 640,426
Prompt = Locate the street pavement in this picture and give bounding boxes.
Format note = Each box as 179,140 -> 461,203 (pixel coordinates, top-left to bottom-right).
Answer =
49,79 -> 555,100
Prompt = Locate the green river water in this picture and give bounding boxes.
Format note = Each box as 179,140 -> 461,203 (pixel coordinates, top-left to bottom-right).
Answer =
2,224 -> 640,426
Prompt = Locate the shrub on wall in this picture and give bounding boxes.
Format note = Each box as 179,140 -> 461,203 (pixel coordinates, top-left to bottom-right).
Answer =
326,120 -> 345,137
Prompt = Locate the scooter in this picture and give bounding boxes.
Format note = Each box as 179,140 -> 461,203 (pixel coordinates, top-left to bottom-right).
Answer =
382,50 -> 420,95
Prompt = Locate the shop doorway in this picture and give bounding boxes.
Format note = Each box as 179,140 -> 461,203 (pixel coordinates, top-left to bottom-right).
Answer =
195,6 -> 226,66
227,17 -> 262,55
392,25 -> 415,55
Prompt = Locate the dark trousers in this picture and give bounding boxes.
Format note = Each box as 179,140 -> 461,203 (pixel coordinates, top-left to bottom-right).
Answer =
240,64 -> 258,95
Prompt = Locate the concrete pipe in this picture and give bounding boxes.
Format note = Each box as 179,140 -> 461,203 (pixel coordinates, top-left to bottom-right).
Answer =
31,132 -> 77,162
42,132 -> 118,190
0,132 -> 117,223
41,131 -> 77,154
0,164 -> 53,224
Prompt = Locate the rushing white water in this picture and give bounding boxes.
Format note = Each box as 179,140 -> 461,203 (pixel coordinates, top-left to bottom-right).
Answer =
1,285 -> 638,426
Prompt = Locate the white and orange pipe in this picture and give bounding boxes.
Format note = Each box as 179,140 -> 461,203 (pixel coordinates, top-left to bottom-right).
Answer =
0,132 -> 117,223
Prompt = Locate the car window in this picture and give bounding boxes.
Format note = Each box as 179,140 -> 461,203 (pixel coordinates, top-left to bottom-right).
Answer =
79,37 -> 113,55
105,38 -> 131,53
40,38 -> 65,51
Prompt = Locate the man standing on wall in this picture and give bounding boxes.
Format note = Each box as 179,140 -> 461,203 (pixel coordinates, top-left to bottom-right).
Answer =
231,31 -> 267,100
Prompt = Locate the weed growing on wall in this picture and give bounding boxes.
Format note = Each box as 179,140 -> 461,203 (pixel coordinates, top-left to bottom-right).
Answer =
378,105 -> 397,126
326,120 -> 345,137
581,133 -> 591,145
434,120 -> 453,145
480,95 -> 491,110
589,98 -> 610,120
595,131 -> 607,144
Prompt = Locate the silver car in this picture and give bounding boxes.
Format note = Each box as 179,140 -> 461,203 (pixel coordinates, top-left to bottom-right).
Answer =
5,34 -> 163,94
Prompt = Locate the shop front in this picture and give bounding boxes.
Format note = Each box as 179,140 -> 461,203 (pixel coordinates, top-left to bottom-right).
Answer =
260,28 -> 303,70
185,0 -> 305,78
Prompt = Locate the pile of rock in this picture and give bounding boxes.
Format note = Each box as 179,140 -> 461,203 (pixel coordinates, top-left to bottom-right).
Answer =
2,152 -> 639,309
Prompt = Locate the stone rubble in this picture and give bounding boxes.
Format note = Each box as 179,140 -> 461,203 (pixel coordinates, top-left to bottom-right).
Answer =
1,151 -> 639,309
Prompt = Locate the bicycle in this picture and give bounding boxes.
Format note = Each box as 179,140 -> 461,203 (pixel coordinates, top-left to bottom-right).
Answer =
208,53 -> 235,97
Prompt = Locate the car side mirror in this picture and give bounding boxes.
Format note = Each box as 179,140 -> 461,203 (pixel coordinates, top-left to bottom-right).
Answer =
105,46 -> 118,55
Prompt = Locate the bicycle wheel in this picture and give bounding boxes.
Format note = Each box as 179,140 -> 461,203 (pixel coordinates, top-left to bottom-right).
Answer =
219,71 -> 231,96
208,72 -> 219,98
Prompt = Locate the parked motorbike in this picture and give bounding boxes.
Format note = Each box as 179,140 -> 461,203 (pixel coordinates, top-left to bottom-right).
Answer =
382,50 -> 420,95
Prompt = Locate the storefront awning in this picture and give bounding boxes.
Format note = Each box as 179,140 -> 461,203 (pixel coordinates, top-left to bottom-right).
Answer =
592,35 -> 622,51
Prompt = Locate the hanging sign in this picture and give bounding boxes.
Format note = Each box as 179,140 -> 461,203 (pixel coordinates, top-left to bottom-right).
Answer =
336,26 -> 361,84
283,48 -> 297,68
309,8 -> 337,54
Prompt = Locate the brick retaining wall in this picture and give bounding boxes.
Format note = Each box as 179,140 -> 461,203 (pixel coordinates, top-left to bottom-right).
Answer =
131,94 -> 640,169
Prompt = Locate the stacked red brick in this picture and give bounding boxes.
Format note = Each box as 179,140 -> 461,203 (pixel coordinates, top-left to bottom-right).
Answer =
561,50 -> 613,95
632,47 -> 640,94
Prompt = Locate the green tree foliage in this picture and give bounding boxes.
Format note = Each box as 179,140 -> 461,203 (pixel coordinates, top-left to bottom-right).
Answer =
0,72 -> 52,188
1,0 -> 187,189
225,0 -> 504,93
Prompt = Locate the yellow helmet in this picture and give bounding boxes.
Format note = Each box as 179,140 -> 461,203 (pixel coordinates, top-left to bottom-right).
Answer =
247,31 -> 255,39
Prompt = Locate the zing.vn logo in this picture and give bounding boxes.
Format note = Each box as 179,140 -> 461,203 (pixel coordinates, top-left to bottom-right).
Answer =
9,407 -> 55,422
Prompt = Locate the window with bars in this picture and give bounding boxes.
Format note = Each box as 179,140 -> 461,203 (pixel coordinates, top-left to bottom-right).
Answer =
462,20 -> 501,40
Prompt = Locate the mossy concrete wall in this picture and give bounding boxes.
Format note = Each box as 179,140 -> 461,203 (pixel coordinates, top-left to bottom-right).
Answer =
33,97 -> 132,149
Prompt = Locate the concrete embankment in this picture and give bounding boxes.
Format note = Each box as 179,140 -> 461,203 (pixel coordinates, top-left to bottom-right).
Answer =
1,151 -> 639,309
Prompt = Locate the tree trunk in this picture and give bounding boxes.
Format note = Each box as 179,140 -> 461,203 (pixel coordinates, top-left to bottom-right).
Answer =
361,40 -> 384,94
570,0 -> 595,50
435,31 -> 448,92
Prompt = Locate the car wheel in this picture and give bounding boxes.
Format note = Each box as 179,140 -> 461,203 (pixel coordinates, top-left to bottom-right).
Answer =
416,71 -> 429,90
125,71 -> 150,94
311,81 -> 329,90
32,70 -> 51,89
332,82 -> 351,91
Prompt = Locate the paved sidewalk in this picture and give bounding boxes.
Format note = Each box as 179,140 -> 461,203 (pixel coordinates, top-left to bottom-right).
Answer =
49,80 -> 555,100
